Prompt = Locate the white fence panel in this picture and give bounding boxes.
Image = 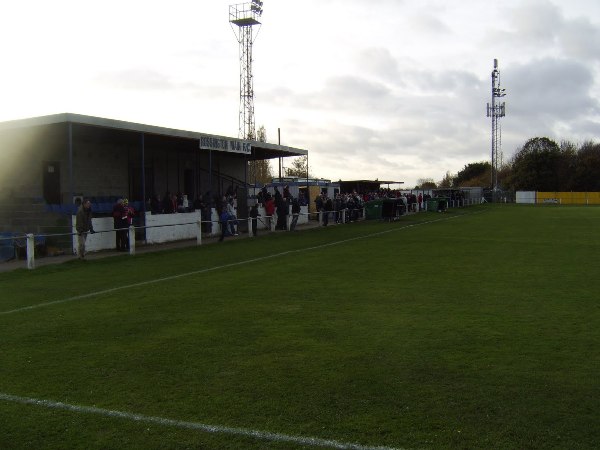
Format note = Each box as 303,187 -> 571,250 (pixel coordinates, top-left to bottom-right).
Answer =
145,211 -> 201,244
516,191 -> 536,204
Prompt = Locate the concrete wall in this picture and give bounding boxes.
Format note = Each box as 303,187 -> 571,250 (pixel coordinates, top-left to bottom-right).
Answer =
72,141 -> 130,199
0,125 -> 66,200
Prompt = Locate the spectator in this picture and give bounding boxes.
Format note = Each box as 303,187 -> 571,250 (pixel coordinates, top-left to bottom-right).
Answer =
410,193 -> 417,212
75,199 -> 94,259
226,197 -> 238,235
290,197 -> 300,231
112,198 -> 128,251
218,207 -> 232,242
150,194 -> 161,214
264,194 -> 275,231
323,194 -> 333,226
249,202 -> 260,236
162,191 -> 174,214
171,193 -> 178,213
315,193 -> 324,223
258,186 -> 268,206
123,199 -> 135,249
346,194 -> 356,222
298,191 -> 307,206
275,190 -> 288,230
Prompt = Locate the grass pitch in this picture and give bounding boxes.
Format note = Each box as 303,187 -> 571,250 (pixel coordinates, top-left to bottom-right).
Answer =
1,204 -> 599,449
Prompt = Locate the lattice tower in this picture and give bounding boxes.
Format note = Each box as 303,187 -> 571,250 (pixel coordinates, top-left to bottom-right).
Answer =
487,59 -> 506,193
229,1 -> 263,140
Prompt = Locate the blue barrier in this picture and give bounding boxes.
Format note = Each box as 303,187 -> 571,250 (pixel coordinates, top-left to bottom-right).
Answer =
0,233 -> 15,262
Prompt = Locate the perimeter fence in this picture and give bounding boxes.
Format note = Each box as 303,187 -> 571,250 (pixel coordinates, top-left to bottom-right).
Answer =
1,197 -> 482,270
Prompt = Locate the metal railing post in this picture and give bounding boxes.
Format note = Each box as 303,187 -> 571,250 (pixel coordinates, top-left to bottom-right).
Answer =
128,226 -> 136,256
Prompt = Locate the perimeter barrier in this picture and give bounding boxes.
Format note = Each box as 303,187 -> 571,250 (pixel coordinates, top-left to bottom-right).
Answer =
2,197 -> 482,270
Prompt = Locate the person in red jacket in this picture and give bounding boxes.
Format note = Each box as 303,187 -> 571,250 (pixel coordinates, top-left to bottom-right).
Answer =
123,199 -> 135,249
112,199 -> 128,251
264,194 -> 275,231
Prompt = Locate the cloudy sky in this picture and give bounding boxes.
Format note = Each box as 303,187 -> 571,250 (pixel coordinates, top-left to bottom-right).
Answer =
1,0 -> 599,187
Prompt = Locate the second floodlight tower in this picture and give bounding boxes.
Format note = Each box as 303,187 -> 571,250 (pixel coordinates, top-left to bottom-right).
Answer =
229,1 -> 263,140
486,59 -> 506,194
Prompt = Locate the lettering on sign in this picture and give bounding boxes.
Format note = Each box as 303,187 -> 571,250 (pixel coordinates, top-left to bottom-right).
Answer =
200,136 -> 252,154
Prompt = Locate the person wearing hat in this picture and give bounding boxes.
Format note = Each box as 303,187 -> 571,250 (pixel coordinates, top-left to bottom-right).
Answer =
123,199 -> 135,249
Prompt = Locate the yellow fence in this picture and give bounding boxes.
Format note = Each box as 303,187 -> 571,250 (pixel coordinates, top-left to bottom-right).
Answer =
537,192 -> 600,205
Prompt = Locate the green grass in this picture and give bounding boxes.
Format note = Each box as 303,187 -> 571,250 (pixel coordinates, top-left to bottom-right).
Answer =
1,204 -> 599,449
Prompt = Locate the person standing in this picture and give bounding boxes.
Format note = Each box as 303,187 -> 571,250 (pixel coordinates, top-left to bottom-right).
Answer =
290,197 -> 300,231
276,196 -> 288,230
150,194 -> 161,214
265,194 -> 275,231
323,195 -> 333,226
112,199 -> 127,251
75,199 -> 95,259
334,193 -> 342,223
249,202 -> 260,236
218,206 -> 233,242
123,199 -> 135,249
226,197 -> 238,235
315,193 -> 324,224
274,188 -> 287,230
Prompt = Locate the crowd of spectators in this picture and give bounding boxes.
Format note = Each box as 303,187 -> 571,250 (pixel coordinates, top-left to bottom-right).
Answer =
148,191 -> 195,215
141,186 -> 447,237
356,189 -> 432,210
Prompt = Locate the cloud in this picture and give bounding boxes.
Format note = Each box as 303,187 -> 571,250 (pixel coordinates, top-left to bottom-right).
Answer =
506,58 -> 598,121
409,13 -> 454,36
357,48 -> 401,82
507,1 -> 564,46
560,17 -> 600,61
95,69 -> 174,91
489,1 -> 600,61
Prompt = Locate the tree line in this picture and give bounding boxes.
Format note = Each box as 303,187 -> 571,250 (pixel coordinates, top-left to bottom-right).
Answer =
416,138 -> 600,192
251,130 -> 600,192
248,125 -> 312,184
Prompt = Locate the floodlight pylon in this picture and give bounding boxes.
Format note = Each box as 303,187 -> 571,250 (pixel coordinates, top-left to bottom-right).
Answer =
229,2 -> 263,140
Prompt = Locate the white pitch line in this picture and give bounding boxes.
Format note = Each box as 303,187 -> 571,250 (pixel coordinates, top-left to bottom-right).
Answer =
1,215 -> 461,316
0,392 -> 407,450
